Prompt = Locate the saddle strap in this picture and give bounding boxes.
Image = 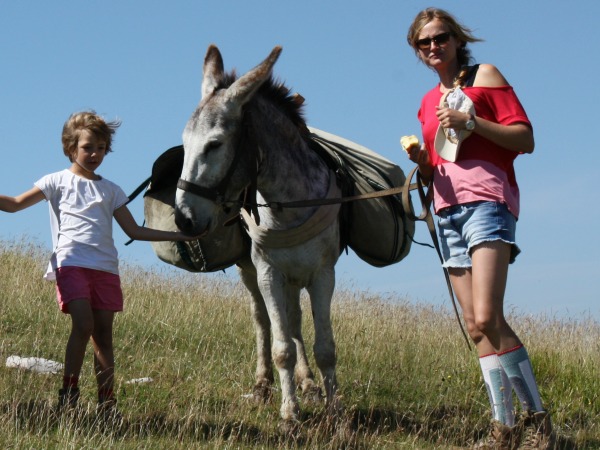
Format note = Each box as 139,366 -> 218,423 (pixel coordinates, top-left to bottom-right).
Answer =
240,172 -> 341,248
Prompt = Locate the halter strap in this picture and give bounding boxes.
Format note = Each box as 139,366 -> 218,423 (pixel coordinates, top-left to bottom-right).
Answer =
177,136 -> 244,205
176,179 -> 221,201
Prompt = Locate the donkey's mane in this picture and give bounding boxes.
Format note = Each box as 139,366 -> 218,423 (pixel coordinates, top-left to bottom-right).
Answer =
217,70 -> 307,130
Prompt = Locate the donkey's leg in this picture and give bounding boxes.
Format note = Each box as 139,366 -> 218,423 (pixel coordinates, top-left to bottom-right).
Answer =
256,265 -> 299,422
287,291 -> 323,404
238,262 -> 274,403
306,267 -> 342,416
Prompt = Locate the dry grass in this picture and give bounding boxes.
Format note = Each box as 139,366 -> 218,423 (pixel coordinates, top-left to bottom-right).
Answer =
0,240 -> 598,449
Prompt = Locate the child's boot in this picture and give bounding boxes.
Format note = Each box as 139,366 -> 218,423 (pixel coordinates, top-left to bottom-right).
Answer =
97,394 -> 122,426
55,387 -> 80,416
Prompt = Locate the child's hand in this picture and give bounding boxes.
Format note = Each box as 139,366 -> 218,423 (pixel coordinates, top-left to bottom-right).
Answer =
178,230 -> 207,241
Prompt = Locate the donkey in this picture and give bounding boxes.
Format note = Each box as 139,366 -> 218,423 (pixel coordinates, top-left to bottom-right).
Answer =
174,45 -> 343,425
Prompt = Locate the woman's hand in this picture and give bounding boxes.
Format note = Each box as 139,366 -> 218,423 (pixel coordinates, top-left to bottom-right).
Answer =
400,135 -> 433,183
406,143 -> 429,165
407,144 -> 433,184
435,106 -> 471,131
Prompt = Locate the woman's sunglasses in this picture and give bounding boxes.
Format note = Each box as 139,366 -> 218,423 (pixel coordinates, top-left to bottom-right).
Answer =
416,32 -> 452,50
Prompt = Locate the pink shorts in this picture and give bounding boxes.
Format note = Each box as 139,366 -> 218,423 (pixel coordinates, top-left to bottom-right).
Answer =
55,266 -> 123,314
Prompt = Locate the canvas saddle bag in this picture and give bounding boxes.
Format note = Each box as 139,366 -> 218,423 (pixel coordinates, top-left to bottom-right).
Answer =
307,127 -> 415,267
143,145 -> 249,272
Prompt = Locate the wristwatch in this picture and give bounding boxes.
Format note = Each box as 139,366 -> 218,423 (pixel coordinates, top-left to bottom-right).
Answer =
465,114 -> 476,131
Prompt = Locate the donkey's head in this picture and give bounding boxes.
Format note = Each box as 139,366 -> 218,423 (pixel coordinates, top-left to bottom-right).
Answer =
175,44 -> 281,236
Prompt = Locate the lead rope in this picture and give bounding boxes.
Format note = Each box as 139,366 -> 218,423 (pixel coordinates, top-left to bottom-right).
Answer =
402,166 -> 472,351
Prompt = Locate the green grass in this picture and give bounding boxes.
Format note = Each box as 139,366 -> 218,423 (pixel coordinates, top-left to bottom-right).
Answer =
1,240 -> 598,449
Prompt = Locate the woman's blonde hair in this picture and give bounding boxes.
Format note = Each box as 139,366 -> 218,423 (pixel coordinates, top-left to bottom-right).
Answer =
407,8 -> 483,69
61,111 -> 121,161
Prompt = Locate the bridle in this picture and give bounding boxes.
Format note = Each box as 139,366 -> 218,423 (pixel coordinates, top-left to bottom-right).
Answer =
176,109 -> 260,218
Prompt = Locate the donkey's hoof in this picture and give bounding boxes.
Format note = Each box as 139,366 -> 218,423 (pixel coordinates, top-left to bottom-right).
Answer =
252,383 -> 274,404
333,413 -> 356,439
278,418 -> 301,437
301,385 -> 323,405
326,395 -> 345,419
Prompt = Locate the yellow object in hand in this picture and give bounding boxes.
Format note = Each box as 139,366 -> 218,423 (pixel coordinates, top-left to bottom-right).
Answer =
400,135 -> 420,153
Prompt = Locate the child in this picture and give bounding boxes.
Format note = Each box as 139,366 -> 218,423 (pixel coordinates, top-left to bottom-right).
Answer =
0,111 -> 200,419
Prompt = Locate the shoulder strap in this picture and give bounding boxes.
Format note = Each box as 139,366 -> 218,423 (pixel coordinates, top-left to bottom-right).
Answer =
462,64 -> 480,87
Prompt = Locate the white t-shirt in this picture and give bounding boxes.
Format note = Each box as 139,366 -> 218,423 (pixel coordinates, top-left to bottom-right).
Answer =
34,169 -> 129,280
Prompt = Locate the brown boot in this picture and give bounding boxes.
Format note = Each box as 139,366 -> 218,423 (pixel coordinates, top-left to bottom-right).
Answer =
473,420 -> 521,450
519,410 -> 556,450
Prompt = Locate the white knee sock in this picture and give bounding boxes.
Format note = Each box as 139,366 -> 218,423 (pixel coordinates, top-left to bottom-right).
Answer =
498,345 -> 544,413
479,353 -> 515,426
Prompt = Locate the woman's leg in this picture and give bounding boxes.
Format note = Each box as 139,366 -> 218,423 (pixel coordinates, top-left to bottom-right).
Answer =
450,267 -> 515,426
470,241 -> 520,353
449,267 -> 494,354
471,241 -> 544,413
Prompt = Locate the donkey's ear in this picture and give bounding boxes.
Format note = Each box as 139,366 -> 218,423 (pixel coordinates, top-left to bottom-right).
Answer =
225,46 -> 282,106
201,44 -> 225,98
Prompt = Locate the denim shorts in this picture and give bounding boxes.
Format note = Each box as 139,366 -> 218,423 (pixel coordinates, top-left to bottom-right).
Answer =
437,201 -> 520,268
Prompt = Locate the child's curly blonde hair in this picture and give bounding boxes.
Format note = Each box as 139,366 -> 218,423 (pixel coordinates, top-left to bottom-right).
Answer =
61,111 -> 121,162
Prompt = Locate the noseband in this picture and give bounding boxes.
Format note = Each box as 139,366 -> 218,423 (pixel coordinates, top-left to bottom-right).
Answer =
177,110 -> 258,213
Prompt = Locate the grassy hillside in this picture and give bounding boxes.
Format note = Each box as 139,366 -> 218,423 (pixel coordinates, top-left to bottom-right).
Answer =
0,241 -> 598,449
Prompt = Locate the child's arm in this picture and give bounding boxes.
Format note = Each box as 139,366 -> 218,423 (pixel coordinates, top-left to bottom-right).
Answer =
114,204 -> 201,242
0,187 -> 46,213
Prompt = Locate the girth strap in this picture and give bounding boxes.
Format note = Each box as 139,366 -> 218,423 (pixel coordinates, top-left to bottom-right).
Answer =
240,172 -> 341,248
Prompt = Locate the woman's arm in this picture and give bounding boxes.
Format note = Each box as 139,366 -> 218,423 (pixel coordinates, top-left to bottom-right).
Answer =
0,187 -> 46,213
113,204 -> 200,241
467,118 -> 534,154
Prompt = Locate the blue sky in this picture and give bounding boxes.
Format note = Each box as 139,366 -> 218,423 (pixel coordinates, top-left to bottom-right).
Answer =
0,1 -> 597,320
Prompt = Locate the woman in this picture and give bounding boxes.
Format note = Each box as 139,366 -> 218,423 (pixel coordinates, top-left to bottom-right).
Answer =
404,8 -> 555,449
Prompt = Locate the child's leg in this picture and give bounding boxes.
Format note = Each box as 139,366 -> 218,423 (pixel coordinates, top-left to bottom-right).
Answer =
91,309 -> 115,402
63,299 -> 95,384
57,298 -> 94,408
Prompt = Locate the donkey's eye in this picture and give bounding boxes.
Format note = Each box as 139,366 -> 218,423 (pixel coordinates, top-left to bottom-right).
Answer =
205,140 -> 222,152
